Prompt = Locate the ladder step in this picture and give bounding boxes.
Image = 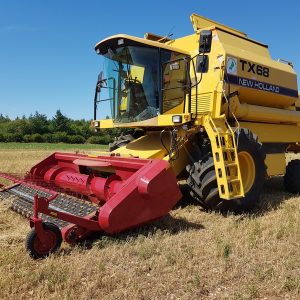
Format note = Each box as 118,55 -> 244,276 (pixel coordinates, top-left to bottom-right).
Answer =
220,147 -> 235,151
229,179 -> 241,183
225,163 -> 237,167
229,193 -> 243,199
218,132 -> 231,136
205,115 -> 245,199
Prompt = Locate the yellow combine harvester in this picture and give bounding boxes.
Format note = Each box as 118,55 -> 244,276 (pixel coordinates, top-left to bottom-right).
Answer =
92,14 -> 300,212
1,14 -> 299,258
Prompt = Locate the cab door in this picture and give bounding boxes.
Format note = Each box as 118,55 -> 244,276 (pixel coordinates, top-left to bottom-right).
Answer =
161,50 -> 189,114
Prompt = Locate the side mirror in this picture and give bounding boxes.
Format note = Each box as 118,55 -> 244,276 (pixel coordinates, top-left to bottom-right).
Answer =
98,71 -> 104,82
196,55 -> 209,73
199,30 -> 212,53
96,71 -> 107,91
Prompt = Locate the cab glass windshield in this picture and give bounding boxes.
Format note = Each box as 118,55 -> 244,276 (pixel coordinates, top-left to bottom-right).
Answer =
103,45 -> 159,123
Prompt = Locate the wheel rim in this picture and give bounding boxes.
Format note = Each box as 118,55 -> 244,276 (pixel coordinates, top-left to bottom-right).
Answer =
33,230 -> 57,256
238,151 -> 255,193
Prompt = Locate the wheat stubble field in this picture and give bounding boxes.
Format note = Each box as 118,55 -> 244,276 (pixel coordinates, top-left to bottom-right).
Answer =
0,144 -> 299,300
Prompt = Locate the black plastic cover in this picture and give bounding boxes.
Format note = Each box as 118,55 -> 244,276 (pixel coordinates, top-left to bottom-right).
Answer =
199,30 -> 212,53
196,55 -> 209,73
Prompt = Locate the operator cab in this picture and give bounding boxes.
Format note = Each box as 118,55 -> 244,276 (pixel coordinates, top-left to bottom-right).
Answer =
94,35 -> 190,125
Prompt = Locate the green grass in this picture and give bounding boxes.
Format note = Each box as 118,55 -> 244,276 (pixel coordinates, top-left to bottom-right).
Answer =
0,142 -> 107,151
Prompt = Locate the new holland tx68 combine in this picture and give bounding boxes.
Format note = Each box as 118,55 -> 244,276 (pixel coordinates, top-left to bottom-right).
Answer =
1,14 -> 300,258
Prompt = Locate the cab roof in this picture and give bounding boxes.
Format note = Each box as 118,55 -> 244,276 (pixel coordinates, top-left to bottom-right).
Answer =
94,34 -> 190,55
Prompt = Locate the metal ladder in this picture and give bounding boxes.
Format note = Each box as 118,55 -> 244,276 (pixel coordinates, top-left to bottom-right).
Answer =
204,115 -> 244,199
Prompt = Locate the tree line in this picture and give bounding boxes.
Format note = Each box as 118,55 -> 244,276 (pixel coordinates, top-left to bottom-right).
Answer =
0,110 -> 125,144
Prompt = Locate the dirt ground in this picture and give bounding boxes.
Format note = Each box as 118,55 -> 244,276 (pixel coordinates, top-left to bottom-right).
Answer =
0,147 -> 299,299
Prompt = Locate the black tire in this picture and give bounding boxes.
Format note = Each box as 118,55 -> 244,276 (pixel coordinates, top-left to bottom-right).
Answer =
25,222 -> 62,259
187,128 -> 266,213
109,134 -> 134,152
284,159 -> 300,193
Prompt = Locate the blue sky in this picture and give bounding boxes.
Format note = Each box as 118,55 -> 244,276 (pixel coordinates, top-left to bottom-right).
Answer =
1,0 -> 300,120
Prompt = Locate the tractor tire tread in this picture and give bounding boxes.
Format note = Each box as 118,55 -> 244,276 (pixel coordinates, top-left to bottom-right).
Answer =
284,160 -> 300,193
25,222 -> 62,259
186,128 -> 266,213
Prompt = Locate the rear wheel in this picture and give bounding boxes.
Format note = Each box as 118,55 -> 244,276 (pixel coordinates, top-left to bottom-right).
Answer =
284,159 -> 300,193
187,129 -> 266,213
25,222 -> 62,259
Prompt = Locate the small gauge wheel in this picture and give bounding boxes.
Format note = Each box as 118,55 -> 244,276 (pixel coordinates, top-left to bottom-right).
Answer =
25,222 -> 62,259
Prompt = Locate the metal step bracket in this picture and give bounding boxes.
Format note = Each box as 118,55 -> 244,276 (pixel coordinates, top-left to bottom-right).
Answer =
204,115 -> 244,199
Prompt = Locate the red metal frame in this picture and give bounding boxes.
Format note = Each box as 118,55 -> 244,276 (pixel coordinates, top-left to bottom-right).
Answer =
30,194 -> 100,231
30,195 -> 57,246
0,173 -> 22,185
30,194 -> 100,243
3,152 -> 182,246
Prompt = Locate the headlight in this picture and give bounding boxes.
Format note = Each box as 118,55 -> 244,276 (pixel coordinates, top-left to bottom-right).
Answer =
172,115 -> 182,124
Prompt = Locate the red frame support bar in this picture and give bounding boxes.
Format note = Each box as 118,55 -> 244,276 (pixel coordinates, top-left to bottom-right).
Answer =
30,194 -> 101,232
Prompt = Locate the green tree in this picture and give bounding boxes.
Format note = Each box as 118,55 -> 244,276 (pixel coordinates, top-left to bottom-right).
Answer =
51,110 -> 71,133
0,114 -> 10,123
28,111 -> 49,134
6,119 -> 31,135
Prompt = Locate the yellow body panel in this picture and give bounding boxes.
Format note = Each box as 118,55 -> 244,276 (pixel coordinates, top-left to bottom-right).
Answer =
190,13 -> 247,38
239,122 -> 300,143
111,132 -> 166,159
226,96 -> 300,124
111,131 -> 193,177
94,113 -> 192,129
265,154 -> 286,176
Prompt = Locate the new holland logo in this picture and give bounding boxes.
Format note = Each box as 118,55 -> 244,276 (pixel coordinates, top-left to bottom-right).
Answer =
227,57 -> 237,75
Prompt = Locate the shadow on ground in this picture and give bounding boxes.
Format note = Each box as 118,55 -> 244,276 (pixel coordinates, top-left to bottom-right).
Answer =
174,183 -> 202,209
254,176 -> 296,215
55,177 -> 298,257
177,177 -> 297,218
58,213 -> 205,255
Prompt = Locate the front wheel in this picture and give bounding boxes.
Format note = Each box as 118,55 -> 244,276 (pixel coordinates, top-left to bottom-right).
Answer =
25,222 -> 62,259
109,134 -> 134,152
187,129 -> 266,213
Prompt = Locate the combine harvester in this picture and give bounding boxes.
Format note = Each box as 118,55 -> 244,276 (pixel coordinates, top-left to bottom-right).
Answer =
1,14 -> 300,258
